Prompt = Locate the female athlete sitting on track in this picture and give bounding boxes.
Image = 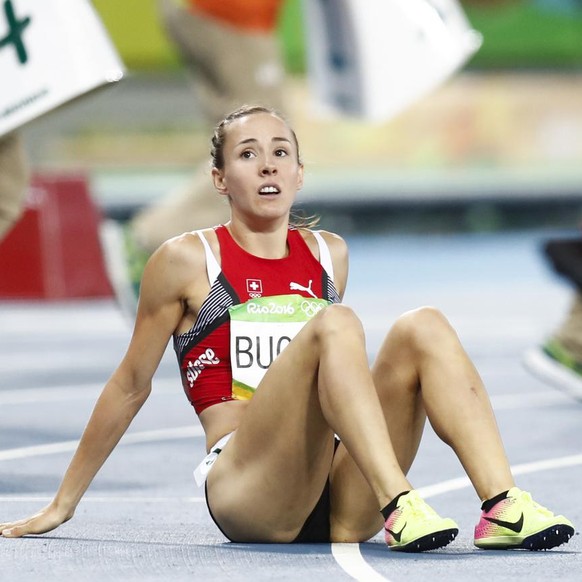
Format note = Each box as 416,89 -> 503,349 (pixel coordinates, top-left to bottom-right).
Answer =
0,105 -> 575,551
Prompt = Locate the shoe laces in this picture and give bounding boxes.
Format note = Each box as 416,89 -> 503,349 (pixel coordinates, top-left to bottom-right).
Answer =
401,493 -> 439,520
513,490 -> 554,518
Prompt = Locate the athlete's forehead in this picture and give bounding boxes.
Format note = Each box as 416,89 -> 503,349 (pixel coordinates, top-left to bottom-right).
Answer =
226,112 -> 294,148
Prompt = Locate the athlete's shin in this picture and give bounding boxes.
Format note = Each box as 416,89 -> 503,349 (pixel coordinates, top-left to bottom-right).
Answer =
314,305 -> 411,506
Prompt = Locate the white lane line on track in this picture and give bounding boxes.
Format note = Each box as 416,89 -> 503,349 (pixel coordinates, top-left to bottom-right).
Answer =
0,425 -> 204,461
331,544 -> 390,582
1,426 -> 580,581
416,453 -> 582,498
4,455 -> 581,501
0,379 -> 179,405
0,382 -> 568,410
330,452 -> 582,582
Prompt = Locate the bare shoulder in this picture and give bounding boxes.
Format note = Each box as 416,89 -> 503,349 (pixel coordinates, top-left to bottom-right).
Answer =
300,228 -> 348,262
152,228 -> 220,272
139,229 -> 215,307
146,234 -> 192,282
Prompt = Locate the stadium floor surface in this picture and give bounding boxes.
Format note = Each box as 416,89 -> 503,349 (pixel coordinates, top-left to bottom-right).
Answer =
1,230 -> 580,581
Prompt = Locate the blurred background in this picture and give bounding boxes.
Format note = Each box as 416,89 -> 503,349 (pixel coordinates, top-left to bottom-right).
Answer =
16,0 -> 582,234
3,5 -> 582,575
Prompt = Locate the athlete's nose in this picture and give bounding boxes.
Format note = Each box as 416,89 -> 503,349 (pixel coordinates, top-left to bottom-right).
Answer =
260,159 -> 277,176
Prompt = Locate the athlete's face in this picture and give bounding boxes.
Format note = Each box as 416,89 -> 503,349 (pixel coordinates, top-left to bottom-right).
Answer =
211,113 -> 304,222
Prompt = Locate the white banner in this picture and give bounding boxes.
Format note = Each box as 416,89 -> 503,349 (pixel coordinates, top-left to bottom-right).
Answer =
0,0 -> 124,137
302,0 -> 482,122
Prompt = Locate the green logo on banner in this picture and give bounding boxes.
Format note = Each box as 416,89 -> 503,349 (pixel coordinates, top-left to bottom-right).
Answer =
0,0 -> 31,65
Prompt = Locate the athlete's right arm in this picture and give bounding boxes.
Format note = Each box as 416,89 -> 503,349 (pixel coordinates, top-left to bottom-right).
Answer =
0,234 -> 208,538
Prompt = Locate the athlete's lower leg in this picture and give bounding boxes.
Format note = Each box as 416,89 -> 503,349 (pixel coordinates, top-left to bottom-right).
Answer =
374,307 -> 514,501
314,304 -> 411,508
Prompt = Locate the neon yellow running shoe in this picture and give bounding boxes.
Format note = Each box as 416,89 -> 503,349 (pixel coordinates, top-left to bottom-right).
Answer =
474,487 -> 575,550
384,490 -> 458,552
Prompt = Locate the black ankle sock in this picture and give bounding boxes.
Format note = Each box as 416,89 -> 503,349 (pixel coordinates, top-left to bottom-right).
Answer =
380,490 -> 410,521
481,490 -> 510,513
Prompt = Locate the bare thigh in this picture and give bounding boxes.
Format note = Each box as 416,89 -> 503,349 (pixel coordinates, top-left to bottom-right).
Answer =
327,305 -> 511,541
206,307 -> 350,542
328,311 -> 432,542
207,305 -> 429,543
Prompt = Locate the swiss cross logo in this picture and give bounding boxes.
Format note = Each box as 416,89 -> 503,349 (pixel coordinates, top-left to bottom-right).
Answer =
246,279 -> 263,297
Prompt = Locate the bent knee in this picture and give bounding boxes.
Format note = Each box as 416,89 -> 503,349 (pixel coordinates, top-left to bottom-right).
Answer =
315,304 -> 364,341
393,306 -> 458,354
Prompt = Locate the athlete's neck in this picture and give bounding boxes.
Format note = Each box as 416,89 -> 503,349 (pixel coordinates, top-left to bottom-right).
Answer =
225,219 -> 289,259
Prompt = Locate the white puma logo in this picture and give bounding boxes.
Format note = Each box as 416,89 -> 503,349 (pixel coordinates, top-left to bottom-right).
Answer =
290,279 -> 317,298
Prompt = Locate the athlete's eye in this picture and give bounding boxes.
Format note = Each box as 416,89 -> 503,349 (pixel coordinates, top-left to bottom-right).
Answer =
274,148 -> 288,157
241,150 -> 255,159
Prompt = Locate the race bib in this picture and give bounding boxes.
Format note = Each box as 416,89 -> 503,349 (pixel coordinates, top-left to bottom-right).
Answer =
229,294 -> 329,399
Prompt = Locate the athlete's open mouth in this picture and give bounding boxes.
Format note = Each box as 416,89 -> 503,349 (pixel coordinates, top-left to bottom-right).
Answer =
259,185 -> 280,195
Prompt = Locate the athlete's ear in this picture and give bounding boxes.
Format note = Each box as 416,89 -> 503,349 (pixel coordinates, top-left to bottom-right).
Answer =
212,168 -> 228,196
296,163 -> 304,191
